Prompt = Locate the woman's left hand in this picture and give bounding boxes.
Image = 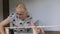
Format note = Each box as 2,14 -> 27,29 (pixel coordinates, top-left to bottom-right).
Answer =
30,20 -> 41,34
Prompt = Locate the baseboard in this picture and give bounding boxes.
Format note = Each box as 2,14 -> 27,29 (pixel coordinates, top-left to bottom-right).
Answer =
45,31 -> 60,34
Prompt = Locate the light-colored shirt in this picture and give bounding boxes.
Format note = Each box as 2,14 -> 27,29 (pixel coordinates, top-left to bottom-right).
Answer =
8,12 -> 34,34
8,12 -> 43,34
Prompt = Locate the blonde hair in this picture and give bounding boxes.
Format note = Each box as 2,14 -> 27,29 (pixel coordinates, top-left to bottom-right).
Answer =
16,2 -> 27,12
16,3 -> 27,11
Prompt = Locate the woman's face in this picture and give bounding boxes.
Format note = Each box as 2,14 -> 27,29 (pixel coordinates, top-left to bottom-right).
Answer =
16,4 -> 27,19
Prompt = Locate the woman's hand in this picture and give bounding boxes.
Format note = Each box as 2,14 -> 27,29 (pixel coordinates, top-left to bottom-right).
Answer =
30,20 -> 45,34
30,20 -> 41,34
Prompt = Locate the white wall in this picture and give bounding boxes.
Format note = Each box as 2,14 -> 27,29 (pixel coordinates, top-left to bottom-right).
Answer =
9,0 -> 60,31
0,0 -> 3,22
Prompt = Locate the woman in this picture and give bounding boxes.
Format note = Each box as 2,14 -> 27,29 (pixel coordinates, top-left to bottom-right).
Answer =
0,3 -> 45,34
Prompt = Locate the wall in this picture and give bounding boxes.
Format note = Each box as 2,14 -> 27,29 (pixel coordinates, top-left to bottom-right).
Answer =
0,0 -> 3,22
9,0 -> 60,31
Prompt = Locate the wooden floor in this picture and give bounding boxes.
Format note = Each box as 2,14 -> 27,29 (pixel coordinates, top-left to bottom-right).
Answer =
45,31 -> 60,34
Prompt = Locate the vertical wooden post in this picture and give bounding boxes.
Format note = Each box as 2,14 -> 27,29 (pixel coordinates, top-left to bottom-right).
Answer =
3,0 -> 9,19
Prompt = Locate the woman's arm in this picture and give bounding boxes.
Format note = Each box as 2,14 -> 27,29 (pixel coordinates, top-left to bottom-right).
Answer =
30,20 -> 45,34
0,25 -> 5,34
30,21 -> 36,34
0,18 -> 10,34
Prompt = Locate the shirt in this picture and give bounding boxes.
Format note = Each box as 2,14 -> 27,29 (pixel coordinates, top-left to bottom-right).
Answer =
8,12 -> 34,34
8,12 -> 44,34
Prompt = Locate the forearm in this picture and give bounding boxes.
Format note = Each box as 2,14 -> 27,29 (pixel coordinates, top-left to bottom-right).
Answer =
0,25 -> 6,34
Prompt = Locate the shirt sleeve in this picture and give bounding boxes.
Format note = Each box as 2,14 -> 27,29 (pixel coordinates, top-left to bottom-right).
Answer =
32,18 -> 39,26
27,12 -> 39,26
7,12 -> 15,22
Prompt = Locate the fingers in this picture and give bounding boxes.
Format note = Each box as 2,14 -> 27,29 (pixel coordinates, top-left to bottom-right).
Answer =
30,20 -> 37,29
30,19 -> 35,26
30,20 -> 45,34
40,28 -> 45,34
30,20 -> 39,32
